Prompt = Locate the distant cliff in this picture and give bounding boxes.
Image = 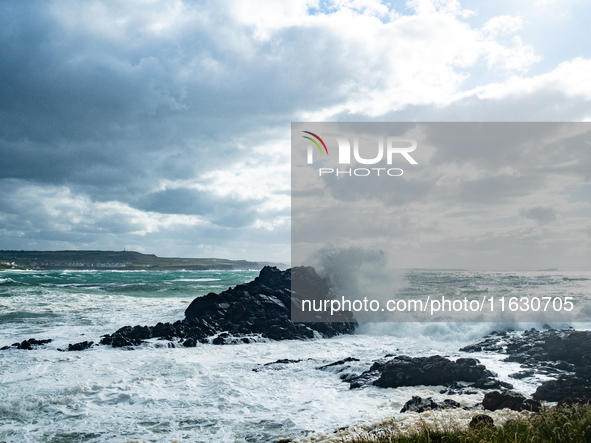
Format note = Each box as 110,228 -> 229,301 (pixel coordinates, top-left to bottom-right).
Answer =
0,250 -> 285,271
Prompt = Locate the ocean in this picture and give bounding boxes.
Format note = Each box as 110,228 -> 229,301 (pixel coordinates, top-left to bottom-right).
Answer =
1,269 -> 590,442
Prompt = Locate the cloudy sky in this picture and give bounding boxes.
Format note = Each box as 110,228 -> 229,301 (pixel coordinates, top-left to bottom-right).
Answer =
1,0 -> 591,264
292,123 -> 591,271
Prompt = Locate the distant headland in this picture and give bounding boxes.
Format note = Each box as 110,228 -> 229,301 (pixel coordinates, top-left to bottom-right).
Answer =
0,250 -> 286,271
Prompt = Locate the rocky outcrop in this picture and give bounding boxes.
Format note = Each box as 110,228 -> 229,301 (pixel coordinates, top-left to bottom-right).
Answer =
533,377 -> 591,402
462,328 -> 591,404
100,266 -> 356,347
483,390 -> 541,412
63,340 -> 94,351
346,355 -> 504,389
400,396 -> 461,413
1,338 -> 52,350
460,328 -> 583,377
253,359 -> 305,372
317,357 -> 360,370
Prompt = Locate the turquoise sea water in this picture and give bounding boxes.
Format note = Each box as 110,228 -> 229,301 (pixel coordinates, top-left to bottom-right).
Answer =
1,269 -> 590,442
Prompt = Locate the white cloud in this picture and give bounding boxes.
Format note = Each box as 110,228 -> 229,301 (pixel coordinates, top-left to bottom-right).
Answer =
482,15 -> 523,38
469,57 -> 591,101
0,181 -> 204,237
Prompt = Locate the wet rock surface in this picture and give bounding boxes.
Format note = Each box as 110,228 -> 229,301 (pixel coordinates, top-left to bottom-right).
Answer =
439,381 -> 478,395
62,341 -> 94,351
533,377 -> 591,402
400,396 -> 461,413
100,266 -> 357,347
317,357 -> 360,370
345,355 -> 504,390
253,359 -> 307,372
461,327 -> 591,404
483,390 -> 541,412
1,338 -> 52,350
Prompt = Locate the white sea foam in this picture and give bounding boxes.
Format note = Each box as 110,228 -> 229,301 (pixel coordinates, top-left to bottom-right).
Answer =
1,269 -> 589,442
0,333 -> 547,442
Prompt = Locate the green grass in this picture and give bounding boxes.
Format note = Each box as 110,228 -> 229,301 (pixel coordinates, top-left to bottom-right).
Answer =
338,405 -> 591,443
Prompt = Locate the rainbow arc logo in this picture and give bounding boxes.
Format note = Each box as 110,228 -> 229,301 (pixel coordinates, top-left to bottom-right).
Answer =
302,131 -> 328,155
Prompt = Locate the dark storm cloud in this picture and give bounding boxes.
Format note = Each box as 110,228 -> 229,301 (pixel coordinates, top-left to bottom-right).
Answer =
137,187 -> 261,227
0,1 -> 304,256
0,0 -> 353,228
2,0 -> 591,263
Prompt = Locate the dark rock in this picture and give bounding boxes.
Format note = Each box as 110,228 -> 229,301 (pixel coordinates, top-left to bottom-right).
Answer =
503,354 -> 529,364
100,329 -> 145,348
374,356 -> 493,388
472,378 -> 514,390
509,370 -> 535,380
439,381 -> 478,395
317,357 -> 360,370
100,266 -> 356,348
400,396 -> 461,413
348,355 -> 497,389
67,341 -> 94,351
2,338 -> 52,350
463,329 -> 591,375
182,337 -> 197,347
483,390 -> 541,412
545,331 -> 591,366
533,377 -> 591,402
461,328 -> 591,404
253,359 -> 305,372
469,414 -> 495,430
552,361 -> 576,372
264,358 -> 302,366
17,341 -> 32,350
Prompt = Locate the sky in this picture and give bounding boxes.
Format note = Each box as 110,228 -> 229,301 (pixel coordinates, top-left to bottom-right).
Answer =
1,0 -> 591,265
292,123 -> 591,271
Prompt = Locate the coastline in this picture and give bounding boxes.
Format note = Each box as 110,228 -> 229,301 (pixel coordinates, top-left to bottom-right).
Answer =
2,267 -> 591,442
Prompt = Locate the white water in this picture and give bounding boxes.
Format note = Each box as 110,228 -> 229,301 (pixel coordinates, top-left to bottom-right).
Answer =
1,269 -> 590,442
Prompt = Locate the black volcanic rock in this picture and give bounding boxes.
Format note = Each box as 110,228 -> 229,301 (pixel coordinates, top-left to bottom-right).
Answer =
374,356 -> 493,388
472,378 -> 513,390
347,355 -> 499,389
483,390 -> 541,412
253,359 -> 306,372
400,396 -> 461,413
509,370 -> 535,380
461,328 -> 591,404
533,377 -> 591,402
317,357 -> 360,370
100,266 -> 356,347
1,338 -> 52,350
460,328 -> 587,372
67,341 -> 94,351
